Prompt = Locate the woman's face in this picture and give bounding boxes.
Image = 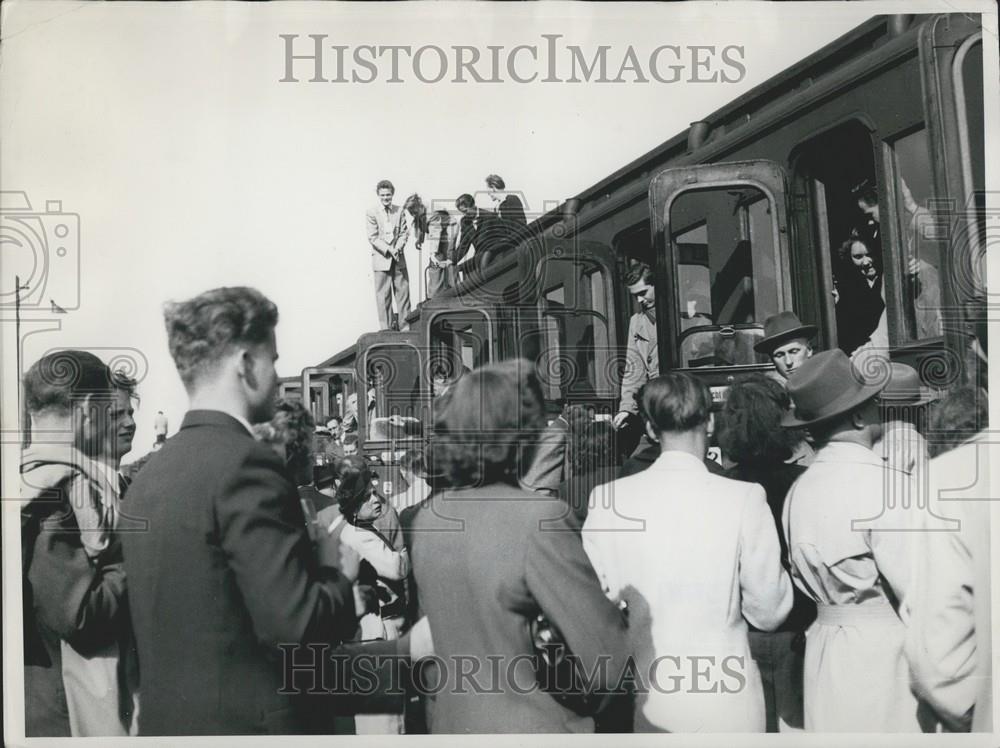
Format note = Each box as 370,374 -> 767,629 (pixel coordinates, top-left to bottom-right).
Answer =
849,241 -> 877,279
354,483 -> 384,522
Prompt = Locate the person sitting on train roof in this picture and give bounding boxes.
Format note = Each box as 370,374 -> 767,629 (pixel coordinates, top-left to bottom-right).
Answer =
753,312 -> 817,382
453,192 -> 510,274
833,232 -> 886,357
485,174 -> 527,226
612,263 -> 659,456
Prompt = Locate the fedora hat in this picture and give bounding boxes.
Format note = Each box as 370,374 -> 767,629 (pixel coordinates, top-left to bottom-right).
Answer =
754,312 -> 818,354
782,349 -> 886,427
878,362 -> 937,406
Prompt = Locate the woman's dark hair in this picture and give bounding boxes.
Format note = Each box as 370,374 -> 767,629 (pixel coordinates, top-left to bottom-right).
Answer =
928,386 -> 988,457
431,360 -> 545,488
335,455 -> 375,521
564,404 -> 614,477
717,374 -> 804,465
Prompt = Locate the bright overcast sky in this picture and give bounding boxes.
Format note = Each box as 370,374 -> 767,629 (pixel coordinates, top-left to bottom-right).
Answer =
0,0 -> 984,456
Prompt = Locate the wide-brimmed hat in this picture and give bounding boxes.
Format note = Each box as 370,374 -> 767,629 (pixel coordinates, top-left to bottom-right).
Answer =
782,349 -> 886,427
878,362 -> 938,406
754,312 -> 818,354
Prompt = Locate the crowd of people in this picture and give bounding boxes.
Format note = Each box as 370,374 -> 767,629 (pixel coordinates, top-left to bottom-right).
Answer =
366,174 -> 529,330
18,284 -> 991,736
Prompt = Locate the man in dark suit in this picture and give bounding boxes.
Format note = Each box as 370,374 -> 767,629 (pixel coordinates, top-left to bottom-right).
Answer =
122,287 -> 409,735
486,174 -> 527,226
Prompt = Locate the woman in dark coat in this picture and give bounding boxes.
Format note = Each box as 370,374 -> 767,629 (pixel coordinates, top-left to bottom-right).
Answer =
717,375 -> 816,733
407,361 -> 630,733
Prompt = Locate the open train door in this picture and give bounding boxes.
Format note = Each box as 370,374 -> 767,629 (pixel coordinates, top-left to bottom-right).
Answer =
301,365 -> 356,435
648,159 -> 796,400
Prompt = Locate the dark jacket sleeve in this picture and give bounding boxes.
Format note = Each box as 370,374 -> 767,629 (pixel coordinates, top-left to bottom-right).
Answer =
216,445 -> 356,647
25,493 -> 129,656
524,509 -> 630,698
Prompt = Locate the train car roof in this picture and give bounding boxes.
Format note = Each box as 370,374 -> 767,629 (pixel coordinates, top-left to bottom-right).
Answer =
538,14 -> 908,225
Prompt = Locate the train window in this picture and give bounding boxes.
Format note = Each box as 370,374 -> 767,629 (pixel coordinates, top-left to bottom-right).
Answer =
889,127 -> 944,341
669,186 -> 778,367
525,257 -> 614,399
429,310 -> 492,377
364,345 -> 423,442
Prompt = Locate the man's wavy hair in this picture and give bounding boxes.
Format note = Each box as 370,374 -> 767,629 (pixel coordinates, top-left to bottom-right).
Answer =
717,374 -> 804,465
23,349 -> 137,415
638,372 -> 711,435
163,286 -> 278,389
431,360 -> 545,488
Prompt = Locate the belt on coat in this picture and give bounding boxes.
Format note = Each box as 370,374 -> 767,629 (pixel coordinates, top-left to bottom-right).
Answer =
814,596 -> 899,626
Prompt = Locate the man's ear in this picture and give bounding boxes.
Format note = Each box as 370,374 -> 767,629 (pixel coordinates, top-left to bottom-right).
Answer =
644,420 -> 659,443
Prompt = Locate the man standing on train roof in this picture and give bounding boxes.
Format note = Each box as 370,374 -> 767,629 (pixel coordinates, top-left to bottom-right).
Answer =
754,311 -> 817,382
612,263 -> 658,450
366,179 -> 411,331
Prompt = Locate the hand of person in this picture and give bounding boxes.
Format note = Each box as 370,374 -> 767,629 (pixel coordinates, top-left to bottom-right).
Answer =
339,542 -> 362,583
408,616 -> 435,661
612,411 -> 630,430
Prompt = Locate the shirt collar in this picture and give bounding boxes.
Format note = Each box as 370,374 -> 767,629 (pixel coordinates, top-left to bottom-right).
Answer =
814,440 -> 884,467
651,449 -> 708,472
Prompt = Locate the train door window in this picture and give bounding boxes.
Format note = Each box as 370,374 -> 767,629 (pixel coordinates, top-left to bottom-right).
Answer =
888,127 -> 944,341
669,186 -> 781,367
528,257 -> 614,399
364,345 -> 423,442
429,310 -> 492,383
791,121 -> 882,356
613,220 -> 653,267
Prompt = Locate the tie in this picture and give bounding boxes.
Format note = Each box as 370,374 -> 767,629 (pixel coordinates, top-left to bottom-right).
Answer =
118,472 -> 131,499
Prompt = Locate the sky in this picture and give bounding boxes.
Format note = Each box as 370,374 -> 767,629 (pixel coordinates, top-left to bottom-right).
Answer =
0,0 -> 984,458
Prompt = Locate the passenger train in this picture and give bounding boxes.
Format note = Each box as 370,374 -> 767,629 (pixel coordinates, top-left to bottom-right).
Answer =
280,13 -> 988,487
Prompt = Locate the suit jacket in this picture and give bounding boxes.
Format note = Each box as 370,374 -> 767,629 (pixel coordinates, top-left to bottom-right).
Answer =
519,415 -> 569,496
122,410 -> 398,735
454,208 -> 508,265
497,194 -> 527,226
408,484 -> 630,733
367,203 -> 409,272
584,450 -> 793,732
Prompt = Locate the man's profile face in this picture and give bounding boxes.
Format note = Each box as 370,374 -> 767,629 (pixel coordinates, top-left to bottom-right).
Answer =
629,279 -> 655,311
771,339 -> 812,379
377,188 -> 394,208
81,387 -> 136,464
246,331 -> 280,424
857,198 -> 880,225
458,202 -> 476,218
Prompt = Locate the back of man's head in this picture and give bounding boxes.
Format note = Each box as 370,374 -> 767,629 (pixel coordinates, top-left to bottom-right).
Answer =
163,286 -> 278,391
638,372 -> 711,436
24,349 -> 130,416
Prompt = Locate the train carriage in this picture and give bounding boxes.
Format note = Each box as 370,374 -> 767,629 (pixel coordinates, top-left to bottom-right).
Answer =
296,13 -> 987,469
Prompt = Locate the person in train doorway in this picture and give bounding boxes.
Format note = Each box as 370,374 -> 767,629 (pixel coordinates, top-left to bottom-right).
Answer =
753,311 -> 818,466
754,312 -> 817,383
612,262 -> 658,457
366,179 -> 411,331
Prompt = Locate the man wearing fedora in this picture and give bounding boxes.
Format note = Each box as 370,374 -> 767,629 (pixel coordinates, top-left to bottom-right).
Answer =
780,349 -> 921,732
754,312 -> 817,382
